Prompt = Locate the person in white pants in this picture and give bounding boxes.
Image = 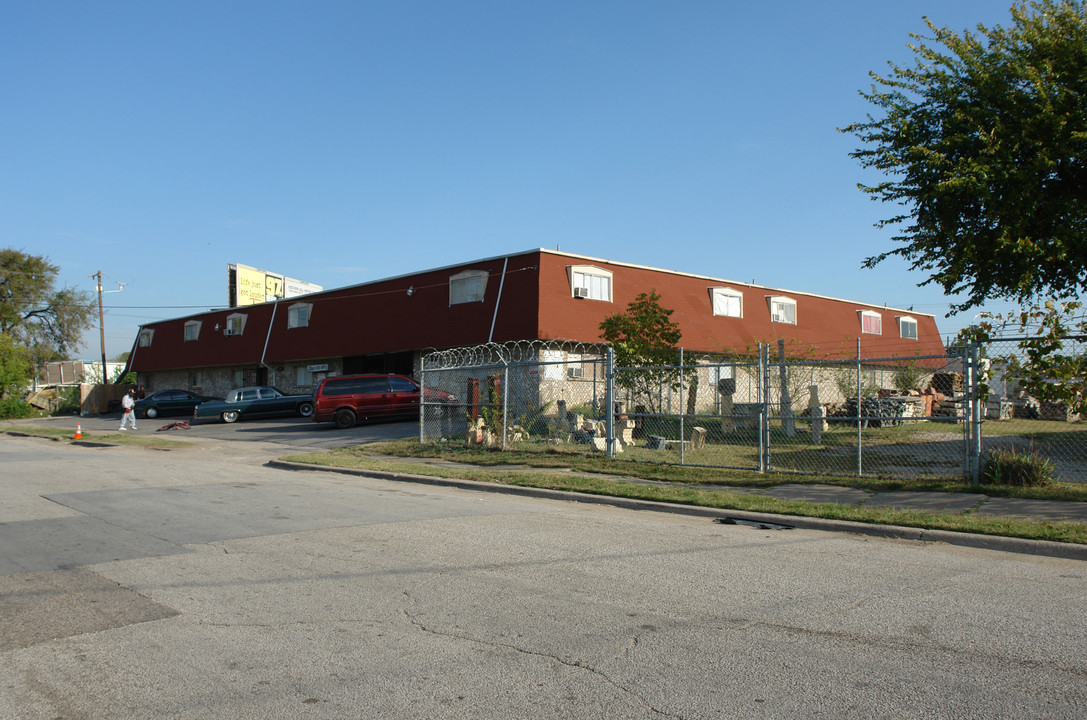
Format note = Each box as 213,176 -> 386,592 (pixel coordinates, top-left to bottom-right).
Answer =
119,389 -> 138,431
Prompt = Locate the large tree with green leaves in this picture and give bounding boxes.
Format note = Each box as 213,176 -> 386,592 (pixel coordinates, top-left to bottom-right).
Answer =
0,333 -> 31,401
599,291 -> 685,413
841,0 -> 1087,313
0,249 -> 95,366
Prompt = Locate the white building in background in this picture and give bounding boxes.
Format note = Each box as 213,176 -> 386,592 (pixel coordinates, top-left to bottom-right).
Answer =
37,360 -> 126,387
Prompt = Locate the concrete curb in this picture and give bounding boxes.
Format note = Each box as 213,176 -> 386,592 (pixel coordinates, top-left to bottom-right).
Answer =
266,459 -> 1087,562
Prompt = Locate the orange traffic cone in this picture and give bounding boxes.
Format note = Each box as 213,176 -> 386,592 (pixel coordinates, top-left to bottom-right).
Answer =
74,422 -> 82,440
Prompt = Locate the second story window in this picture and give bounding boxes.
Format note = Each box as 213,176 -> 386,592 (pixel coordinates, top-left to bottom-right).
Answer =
287,302 -> 312,329
710,288 -> 743,318
860,310 -> 882,335
138,329 -> 154,347
769,296 -> 796,325
568,265 -> 613,301
225,313 -> 247,336
184,321 -> 201,342
898,316 -> 918,339
449,270 -> 488,305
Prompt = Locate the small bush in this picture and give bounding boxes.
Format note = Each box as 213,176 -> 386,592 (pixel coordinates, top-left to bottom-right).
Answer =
51,386 -> 81,415
893,362 -> 925,393
0,398 -> 38,419
566,403 -> 598,419
981,447 -> 1056,486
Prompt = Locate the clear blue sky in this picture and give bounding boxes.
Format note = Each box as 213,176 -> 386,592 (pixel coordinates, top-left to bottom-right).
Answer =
3,0 -> 1025,360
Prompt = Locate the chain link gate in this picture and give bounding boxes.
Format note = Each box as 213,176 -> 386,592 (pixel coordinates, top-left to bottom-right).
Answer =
419,341 -> 610,450
974,334 -> 1086,485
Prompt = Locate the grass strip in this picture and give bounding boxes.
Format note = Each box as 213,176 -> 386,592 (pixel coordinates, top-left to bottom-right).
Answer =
280,446 -> 1087,545
299,439 -> 1087,502
3,424 -> 192,450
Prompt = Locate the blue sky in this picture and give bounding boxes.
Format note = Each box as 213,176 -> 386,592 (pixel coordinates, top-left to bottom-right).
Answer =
3,1 -> 1025,360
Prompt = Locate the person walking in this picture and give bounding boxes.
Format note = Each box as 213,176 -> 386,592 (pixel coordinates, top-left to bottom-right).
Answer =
119,389 -> 138,431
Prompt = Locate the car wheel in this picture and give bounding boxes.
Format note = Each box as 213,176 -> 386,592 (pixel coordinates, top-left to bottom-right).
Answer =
298,402 -> 315,417
221,410 -> 240,423
333,409 -> 356,429
146,407 -> 159,419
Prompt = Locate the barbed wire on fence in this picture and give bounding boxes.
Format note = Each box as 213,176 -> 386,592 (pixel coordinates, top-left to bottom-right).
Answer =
422,339 -> 610,371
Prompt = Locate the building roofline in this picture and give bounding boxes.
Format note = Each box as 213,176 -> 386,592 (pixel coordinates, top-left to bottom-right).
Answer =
535,248 -> 936,319
137,247 -> 935,330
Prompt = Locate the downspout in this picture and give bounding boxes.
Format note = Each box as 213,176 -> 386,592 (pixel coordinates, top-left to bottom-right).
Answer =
261,299 -> 279,384
488,257 -> 509,343
123,328 -> 142,382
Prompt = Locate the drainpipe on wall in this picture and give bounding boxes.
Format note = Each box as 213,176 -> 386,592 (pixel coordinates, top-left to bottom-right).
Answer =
122,330 -> 142,385
488,257 -> 509,343
127,330 -> 141,370
261,299 -> 279,385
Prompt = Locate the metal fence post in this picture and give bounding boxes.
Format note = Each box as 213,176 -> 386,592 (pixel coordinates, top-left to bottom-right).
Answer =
419,366 -> 426,444
606,346 -> 616,458
856,338 -> 863,477
968,340 -> 982,484
502,364 -> 509,451
679,347 -> 686,465
759,343 -> 769,473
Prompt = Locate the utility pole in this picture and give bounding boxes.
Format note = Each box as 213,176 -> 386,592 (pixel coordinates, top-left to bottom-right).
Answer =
95,271 -> 107,383
90,273 -> 126,384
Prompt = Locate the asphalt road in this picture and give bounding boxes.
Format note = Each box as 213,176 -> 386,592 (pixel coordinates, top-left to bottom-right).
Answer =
1,432 -> 1086,719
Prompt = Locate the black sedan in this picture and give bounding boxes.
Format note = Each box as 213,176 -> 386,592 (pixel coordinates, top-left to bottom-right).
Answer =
192,386 -> 315,423
135,389 -> 223,419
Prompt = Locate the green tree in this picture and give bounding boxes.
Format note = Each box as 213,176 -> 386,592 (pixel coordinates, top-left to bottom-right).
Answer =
841,0 -> 1087,313
0,249 -> 95,365
599,291 -> 684,413
843,1 -> 1087,413
966,301 -> 1086,414
0,333 -> 31,401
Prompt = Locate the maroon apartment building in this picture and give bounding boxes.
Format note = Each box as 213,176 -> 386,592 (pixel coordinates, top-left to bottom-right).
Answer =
127,249 -> 945,397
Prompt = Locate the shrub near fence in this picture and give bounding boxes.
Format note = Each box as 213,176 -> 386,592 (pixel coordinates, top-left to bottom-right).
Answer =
420,338 -> 1085,484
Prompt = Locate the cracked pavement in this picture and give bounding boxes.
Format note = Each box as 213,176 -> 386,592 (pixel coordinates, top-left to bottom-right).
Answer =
2,433 -> 1086,719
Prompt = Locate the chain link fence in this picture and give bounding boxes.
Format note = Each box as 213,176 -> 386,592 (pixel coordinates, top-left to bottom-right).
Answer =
420,341 -> 610,449
976,335 -> 1086,484
419,337 -> 1084,483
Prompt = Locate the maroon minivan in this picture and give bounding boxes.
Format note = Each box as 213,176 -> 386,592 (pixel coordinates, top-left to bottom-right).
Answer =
313,374 -> 451,429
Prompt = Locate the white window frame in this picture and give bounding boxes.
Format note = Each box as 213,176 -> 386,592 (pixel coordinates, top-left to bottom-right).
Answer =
184,320 -> 202,342
567,265 -> 613,302
449,269 -> 489,305
138,329 -> 154,347
225,313 -> 247,336
859,310 -> 882,335
768,296 -> 797,325
710,288 -> 743,318
897,316 -> 918,340
287,302 -> 312,329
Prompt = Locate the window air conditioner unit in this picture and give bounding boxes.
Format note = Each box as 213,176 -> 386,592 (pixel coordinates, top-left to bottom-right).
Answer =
225,327 -> 235,336
567,366 -> 584,379
573,287 -> 590,299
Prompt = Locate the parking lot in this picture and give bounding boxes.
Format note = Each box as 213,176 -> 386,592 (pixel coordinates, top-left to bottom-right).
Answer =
43,411 -> 420,451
